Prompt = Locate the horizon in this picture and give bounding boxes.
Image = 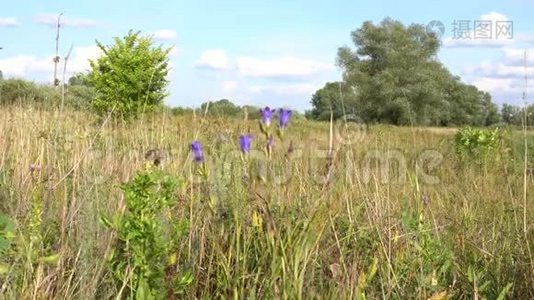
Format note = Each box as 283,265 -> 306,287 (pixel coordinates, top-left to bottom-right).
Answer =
1,0 -> 533,112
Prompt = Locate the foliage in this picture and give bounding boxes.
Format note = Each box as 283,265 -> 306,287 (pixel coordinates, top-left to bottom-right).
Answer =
170,106 -> 195,116
0,78 -> 59,107
0,78 -> 94,110
88,30 -> 171,120
502,104 -> 534,126
309,18 -> 500,126
0,213 -> 15,276
101,168 -> 191,298
68,72 -> 92,87
200,99 -> 242,117
454,126 -> 504,162
306,81 -> 358,121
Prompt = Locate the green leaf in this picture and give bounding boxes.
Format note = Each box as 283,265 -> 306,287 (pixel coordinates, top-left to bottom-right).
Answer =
496,283 -> 514,300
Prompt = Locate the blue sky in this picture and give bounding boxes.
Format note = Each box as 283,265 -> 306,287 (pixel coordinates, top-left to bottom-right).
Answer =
1,0 -> 533,111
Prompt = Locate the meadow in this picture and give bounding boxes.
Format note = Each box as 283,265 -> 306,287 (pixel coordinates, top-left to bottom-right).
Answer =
0,105 -> 533,299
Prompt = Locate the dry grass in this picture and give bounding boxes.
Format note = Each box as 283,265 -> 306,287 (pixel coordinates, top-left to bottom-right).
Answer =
0,105 -> 533,298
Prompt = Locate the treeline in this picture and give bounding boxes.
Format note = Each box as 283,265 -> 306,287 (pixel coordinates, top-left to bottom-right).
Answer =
305,80 -> 533,127
0,77 -> 94,110
0,77 -> 303,121
0,76 -> 530,126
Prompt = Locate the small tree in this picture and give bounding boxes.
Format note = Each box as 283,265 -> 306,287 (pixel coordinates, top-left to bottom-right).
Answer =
88,30 -> 171,119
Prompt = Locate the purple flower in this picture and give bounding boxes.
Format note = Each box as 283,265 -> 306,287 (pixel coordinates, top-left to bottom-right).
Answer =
259,106 -> 275,126
278,108 -> 292,128
239,134 -> 253,154
191,140 -> 204,163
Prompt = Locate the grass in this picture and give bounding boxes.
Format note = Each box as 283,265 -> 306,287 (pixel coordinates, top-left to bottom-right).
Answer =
0,105 -> 533,299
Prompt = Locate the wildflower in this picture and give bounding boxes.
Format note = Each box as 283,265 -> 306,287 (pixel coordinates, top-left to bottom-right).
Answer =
259,106 -> 275,127
278,108 -> 292,128
239,134 -> 253,154
191,140 -> 204,163
29,164 -> 41,173
422,194 -> 430,206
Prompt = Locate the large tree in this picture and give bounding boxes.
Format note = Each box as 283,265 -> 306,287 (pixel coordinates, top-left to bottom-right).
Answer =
88,30 -> 171,119
310,18 -> 499,126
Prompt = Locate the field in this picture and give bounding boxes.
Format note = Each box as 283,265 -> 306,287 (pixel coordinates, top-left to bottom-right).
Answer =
0,105 -> 533,299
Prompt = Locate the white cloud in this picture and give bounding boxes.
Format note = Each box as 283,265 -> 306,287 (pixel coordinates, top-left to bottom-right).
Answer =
502,48 -> 534,66
237,56 -> 334,78
152,29 -> 177,41
0,17 -> 19,27
443,37 -> 513,48
0,55 -> 43,77
35,13 -> 98,28
0,45 -> 101,80
249,83 -> 320,96
194,49 -> 231,70
480,12 -> 508,23
471,77 -> 515,93
462,48 -> 534,79
221,81 -> 239,91
466,62 -> 534,79
67,46 -> 102,72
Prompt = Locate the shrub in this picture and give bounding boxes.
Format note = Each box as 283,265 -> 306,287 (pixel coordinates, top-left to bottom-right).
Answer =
454,127 -> 504,163
88,30 -> 172,120
101,168 -> 191,298
0,79 -> 59,107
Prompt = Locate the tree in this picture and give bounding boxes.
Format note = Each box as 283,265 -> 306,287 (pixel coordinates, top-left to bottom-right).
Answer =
200,99 -> 242,117
501,104 -> 521,125
88,30 -> 171,119
311,18 -> 498,126
306,82 -> 358,121
68,72 -> 91,86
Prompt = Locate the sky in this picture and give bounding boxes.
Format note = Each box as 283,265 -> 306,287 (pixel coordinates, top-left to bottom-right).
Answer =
1,0 -> 533,112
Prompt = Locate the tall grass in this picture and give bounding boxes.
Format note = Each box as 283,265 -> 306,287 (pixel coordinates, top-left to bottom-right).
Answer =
0,105 -> 532,298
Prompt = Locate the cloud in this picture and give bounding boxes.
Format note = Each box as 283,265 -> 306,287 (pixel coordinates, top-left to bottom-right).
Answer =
35,13 -> 98,28
461,48 -> 534,79
221,81 -> 239,92
443,12 -> 515,48
237,56 -> 334,78
194,49 -> 231,70
67,46 -> 102,72
0,45 -> 101,80
0,17 -> 19,27
501,48 -> 534,66
442,37 -> 513,48
249,83 -> 320,96
471,77 -> 516,93
152,29 -> 177,41
0,55 -> 45,77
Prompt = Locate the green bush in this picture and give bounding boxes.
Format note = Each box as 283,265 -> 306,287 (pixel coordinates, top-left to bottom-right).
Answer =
101,168 -> 191,298
0,79 -> 59,106
65,85 -> 95,110
0,78 -> 94,110
454,127 -> 504,163
88,30 -> 172,120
